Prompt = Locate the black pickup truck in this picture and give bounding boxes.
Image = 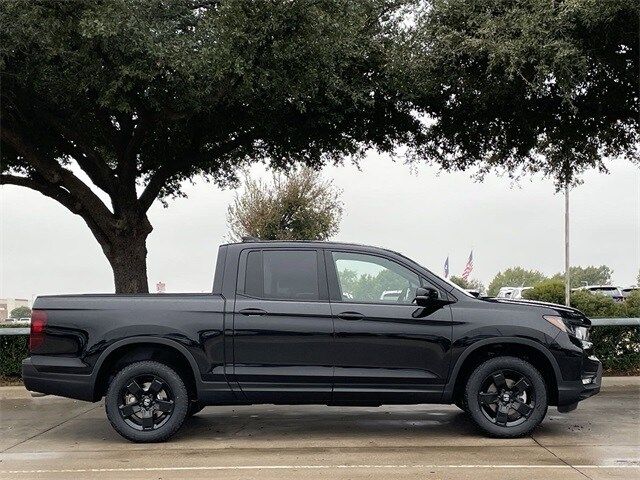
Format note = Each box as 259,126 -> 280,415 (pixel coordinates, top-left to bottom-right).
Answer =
23,240 -> 601,442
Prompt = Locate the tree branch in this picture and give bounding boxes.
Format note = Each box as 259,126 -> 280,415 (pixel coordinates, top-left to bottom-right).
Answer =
0,174 -> 78,212
137,131 -> 256,212
138,165 -> 172,212
4,91 -> 116,195
1,125 -> 116,236
0,173 -> 112,247
118,114 -> 150,187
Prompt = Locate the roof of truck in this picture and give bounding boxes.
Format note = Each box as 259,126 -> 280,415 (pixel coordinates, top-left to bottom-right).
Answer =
222,239 -> 402,255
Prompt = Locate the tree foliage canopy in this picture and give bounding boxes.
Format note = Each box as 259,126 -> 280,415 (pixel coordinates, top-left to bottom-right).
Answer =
552,265 -> 613,288
487,267 -> 546,296
227,167 -> 342,241
403,0 -> 639,185
1,0 -> 638,293
0,0 -> 418,292
449,275 -> 485,293
9,306 -> 31,319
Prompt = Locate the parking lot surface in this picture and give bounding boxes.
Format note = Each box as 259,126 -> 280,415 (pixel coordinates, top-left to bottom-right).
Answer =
0,377 -> 638,479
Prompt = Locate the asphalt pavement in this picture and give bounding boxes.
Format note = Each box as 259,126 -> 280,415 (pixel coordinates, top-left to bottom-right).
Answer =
0,377 -> 638,479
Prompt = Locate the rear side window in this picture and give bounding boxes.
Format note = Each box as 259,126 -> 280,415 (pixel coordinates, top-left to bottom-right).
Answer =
244,250 -> 320,301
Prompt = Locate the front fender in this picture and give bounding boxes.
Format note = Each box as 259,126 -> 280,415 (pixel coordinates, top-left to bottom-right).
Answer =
441,336 -> 562,403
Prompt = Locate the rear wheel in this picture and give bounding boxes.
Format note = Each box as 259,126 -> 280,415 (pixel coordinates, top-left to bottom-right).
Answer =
105,360 -> 189,442
465,356 -> 548,437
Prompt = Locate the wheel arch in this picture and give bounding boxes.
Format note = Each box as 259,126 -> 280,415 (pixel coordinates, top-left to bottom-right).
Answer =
91,337 -> 202,402
443,338 -> 561,406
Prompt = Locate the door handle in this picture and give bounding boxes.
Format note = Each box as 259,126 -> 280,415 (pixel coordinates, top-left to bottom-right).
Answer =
337,311 -> 364,321
239,308 -> 267,316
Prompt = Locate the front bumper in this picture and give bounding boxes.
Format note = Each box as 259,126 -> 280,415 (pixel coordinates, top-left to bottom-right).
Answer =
556,354 -> 602,409
22,357 -> 95,402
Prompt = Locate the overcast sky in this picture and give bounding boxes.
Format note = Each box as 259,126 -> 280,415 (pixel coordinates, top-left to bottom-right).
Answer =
1,154 -> 638,301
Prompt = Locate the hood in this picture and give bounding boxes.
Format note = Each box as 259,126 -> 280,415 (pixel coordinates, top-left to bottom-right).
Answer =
481,297 -> 591,326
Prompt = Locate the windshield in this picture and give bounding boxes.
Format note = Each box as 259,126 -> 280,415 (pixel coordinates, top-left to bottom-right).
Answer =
381,249 -> 477,299
436,273 -> 477,298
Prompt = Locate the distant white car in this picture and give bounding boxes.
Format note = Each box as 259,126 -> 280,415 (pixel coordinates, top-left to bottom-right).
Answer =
4,317 -> 28,324
380,290 -> 402,302
496,287 -> 533,300
572,285 -> 624,301
621,287 -> 639,298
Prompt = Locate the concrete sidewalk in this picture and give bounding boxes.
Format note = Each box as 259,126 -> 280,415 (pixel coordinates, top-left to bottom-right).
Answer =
0,377 -> 638,479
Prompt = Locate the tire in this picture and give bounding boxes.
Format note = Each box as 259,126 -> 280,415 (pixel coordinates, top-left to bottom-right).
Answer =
465,356 -> 548,438
187,401 -> 205,417
105,360 -> 189,443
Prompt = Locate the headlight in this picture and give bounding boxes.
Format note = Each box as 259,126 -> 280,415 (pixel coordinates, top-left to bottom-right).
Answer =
543,315 -> 591,349
543,315 -> 567,332
573,326 -> 589,341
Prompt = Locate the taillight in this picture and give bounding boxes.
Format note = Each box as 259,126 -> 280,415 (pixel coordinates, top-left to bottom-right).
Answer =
30,310 -> 48,352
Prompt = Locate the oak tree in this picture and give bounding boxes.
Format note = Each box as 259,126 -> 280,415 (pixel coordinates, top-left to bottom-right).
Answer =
1,0 -> 420,292
402,0 -> 639,184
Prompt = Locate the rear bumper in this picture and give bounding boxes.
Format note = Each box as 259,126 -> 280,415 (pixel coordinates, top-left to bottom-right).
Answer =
22,357 -> 95,402
556,355 -> 602,407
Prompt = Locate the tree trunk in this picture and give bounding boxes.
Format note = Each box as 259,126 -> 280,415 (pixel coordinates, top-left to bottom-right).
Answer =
99,214 -> 153,294
104,233 -> 150,294
103,233 -> 150,293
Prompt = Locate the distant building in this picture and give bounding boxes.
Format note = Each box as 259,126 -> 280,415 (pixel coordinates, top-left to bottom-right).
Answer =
0,298 -> 30,322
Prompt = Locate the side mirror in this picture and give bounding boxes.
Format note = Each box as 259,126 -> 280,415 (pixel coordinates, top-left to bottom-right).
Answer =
414,286 -> 439,306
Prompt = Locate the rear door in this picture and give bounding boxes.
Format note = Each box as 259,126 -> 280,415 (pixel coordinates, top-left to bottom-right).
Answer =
325,249 -> 453,404
232,248 -> 333,404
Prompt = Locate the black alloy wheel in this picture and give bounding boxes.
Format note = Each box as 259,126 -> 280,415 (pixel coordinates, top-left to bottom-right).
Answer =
105,360 -> 189,442
118,375 -> 175,431
477,370 -> 535,427
465,356 -> 548,437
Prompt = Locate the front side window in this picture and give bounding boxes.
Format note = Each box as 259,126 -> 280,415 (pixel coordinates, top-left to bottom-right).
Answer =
332,251 -> 421,304
244,250 -> 319,301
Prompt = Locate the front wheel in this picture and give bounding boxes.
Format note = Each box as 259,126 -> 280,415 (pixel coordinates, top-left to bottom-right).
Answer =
465,356 -> 548,437
105,360 -> 189,442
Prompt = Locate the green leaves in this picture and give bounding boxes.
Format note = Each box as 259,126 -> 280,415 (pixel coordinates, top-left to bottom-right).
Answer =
1,0 -> 418,194
488,267 -> 546,297
403,0 -> 639,186
227,167 -> 343,241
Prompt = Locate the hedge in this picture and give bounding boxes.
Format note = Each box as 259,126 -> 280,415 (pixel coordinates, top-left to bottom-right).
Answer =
0,324 -> 28,377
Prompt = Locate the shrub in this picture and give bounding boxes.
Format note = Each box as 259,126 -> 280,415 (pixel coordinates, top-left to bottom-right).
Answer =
625,291 -> 640,317
522,279 -> 565,304
0,331 -> 28,377
590,326 -> 640,374
9,306 -> 31,319
571,291 -> 627,318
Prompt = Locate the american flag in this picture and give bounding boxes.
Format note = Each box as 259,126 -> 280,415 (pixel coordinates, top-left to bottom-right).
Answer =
462,250 -> 473,281
444,256 -> 449,278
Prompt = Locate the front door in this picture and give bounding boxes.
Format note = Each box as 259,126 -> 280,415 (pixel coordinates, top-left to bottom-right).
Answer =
326,250 -> 453,404
232,248 -> 333,404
